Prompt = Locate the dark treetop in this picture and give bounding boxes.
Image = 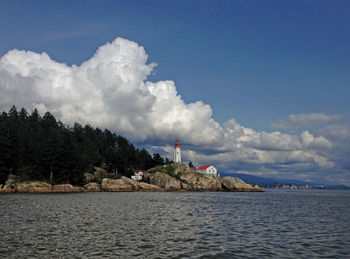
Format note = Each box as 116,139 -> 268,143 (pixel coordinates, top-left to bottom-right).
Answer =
0,106 -> 166,185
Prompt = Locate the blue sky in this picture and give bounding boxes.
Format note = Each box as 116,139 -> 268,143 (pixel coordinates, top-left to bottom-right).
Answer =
0,0 -> 349,184
1,0 -> 349,129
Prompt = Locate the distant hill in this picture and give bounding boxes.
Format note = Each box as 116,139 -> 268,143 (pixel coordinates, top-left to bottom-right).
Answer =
221,172 -> 349,189
222,173 -> 277,185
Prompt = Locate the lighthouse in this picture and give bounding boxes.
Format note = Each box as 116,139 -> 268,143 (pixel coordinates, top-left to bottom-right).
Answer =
174,138 -> 182,163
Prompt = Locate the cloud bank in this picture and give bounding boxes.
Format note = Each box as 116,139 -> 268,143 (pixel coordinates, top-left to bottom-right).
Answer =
0,37 -> 349,185
271,113 -> 343,129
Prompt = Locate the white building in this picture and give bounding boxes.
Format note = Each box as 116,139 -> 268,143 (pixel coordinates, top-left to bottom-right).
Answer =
196,165 -> 219,177
131,170 -> 146,181
174,138 -> 181,162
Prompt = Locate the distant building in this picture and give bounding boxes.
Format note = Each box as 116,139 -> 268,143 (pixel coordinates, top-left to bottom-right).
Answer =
174,138 -> 181,162
196,165 -> 219,177
131,170 -> 146,181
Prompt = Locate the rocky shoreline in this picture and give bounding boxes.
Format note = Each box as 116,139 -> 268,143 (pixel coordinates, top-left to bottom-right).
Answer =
0,163 -> 263,193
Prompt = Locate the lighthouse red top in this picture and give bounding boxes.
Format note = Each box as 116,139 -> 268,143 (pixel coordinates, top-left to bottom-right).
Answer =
175,138 -> 180,147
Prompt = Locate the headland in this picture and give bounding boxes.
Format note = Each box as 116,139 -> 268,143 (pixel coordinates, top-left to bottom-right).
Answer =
0,163 -> 262,193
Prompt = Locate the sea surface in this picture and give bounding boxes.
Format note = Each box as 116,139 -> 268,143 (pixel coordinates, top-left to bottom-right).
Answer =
1,189 -> 350,258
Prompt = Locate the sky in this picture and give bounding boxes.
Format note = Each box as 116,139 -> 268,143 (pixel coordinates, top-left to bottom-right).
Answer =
0,0 -> 349,185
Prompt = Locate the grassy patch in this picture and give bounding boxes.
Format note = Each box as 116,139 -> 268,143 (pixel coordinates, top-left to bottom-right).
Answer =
148,166 -> 162,174
165,164 -> 176,178
148,163 -> 182,179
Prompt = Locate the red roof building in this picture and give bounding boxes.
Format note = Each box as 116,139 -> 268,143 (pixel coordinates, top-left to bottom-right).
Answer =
133,170 -> 147,173
197,165 -> 211,170
196,165 -> 219,177
131,170 -> 146,181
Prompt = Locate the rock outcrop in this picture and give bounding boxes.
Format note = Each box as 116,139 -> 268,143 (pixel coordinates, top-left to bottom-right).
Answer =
101,177 -> 162,191
0,163 -> 263,193
84,167 -> 116,184
143,163 -> 263,192
134,181 -> 164,191
145,163 -> 223,191
5,173 -> 22,186
221,177 -> 263,192
144,172 -> 182,191
0,185 -> 16,192
15,181 -> 53,192
0,174 -> 22,191
101,178 -> 133,191
121,177 -> 163,191
83,182 -> 102,192
52,184 -> 83,192
180,172 -> 223,191
179,171 -> 223,191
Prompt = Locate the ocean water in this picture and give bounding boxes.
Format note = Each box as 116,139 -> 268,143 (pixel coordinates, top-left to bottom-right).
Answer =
1,190 -> 350,258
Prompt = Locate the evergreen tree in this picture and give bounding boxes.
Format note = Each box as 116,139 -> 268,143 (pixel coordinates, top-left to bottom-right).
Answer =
7,106 -> 20,175
153,153 -> 164,167
0,106 -> 166,185
0,112 -> 10,184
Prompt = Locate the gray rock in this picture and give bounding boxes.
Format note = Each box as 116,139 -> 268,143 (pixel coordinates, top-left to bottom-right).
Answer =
84,167 -> 115,184
144,163 -> 263,192
121,177 -> 163,191
221,177 -> 262,192
101,177 -> 162,191
83,182 -> 102,192
5,173 -> 22,187
52,184 -> 82,192
179,171 -> 223,191
15,181 -> 52,192
144,172 -> 181,191
101,178 -> 134,191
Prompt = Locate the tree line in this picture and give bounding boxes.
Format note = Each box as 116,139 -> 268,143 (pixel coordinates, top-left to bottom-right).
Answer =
0,106 -> 168,185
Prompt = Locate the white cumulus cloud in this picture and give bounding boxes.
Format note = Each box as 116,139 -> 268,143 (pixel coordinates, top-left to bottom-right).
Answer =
0,37 -> 348,184
271,113 -> 343,129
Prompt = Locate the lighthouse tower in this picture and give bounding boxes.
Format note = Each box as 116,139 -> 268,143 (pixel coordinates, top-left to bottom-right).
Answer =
174,139 -> 182,163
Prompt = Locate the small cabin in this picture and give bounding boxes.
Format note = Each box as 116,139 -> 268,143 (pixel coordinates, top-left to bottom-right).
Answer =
196,165 -> 219,177
131,170 -> 146,181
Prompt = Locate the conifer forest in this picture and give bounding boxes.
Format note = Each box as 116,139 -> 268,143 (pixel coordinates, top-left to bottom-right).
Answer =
0,106 -> 166,185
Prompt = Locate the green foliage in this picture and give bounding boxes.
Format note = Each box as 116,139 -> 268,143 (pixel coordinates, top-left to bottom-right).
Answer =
156,164 -> 179,179
165,157 -> 171,164
153,153 -> 164,166
148,163 -> 181,178
0,107 -> 166,185
164,164 -> 176,178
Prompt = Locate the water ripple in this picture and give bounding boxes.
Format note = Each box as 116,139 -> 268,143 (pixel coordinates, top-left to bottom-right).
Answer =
1,190 -> 350,258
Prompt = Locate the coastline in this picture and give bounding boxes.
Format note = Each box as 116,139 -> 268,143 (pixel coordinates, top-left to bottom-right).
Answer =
0,163 -> 263,193
0,177 -> 263,193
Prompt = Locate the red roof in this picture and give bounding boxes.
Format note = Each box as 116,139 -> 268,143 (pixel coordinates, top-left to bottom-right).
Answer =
133,170 -> 147,173
197,165 -> 212,170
